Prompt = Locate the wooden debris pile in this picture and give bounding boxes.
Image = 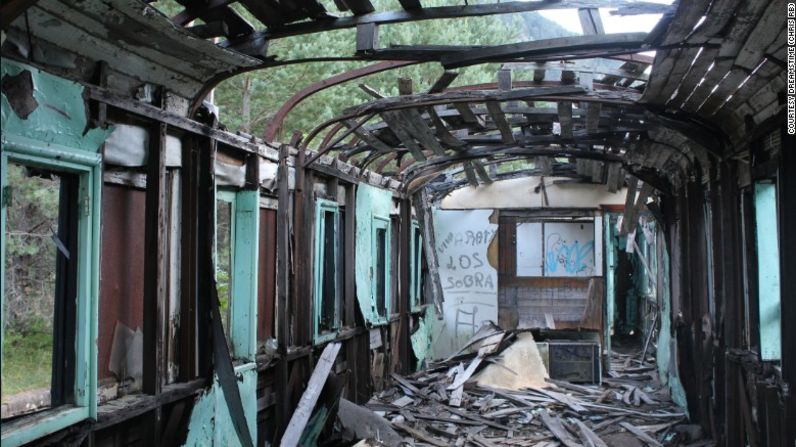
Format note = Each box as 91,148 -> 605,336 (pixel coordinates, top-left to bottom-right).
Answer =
366,334 -> 710,446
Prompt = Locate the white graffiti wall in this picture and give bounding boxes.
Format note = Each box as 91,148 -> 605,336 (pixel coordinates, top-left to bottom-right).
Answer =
429,209 -> 498,359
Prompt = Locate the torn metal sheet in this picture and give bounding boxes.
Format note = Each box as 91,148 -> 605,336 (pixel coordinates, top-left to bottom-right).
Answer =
104,124 -> 182,167
215,160 -> 246,187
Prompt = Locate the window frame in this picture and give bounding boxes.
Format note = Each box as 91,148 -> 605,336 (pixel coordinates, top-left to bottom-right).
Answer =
1,141 -> 101,447
313,199 -> 342,344
371,215 -> 392,324
214,187 -> 259,362
410,220 -> 424,312
514,219 -> 597,278
753,180 -> 781,361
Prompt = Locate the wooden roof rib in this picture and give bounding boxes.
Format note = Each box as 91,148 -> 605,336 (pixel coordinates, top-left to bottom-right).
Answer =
641,0 -> 786,149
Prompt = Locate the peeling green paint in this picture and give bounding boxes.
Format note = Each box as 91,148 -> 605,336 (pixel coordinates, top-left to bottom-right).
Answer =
1,59 -> 111,446
411,306 -> 437,370
2,60 -> 109,154
656,234 -> 688,413
184,366 -> 258,446
355,184 -> 393,325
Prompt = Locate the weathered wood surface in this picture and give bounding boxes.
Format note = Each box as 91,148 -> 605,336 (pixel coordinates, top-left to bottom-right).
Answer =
281,342 -> 342,447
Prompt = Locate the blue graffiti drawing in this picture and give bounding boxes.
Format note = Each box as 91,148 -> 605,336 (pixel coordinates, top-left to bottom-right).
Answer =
545,233 -> 594,275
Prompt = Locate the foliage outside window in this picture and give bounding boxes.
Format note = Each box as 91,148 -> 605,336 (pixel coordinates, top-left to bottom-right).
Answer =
313,200 -> 342,343
410,221 -> 424,312
372,216 -> 391,322
1,149 -> 101,447
216,191 -> 235,354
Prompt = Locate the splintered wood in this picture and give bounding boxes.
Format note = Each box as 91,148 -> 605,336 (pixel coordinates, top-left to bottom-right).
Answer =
366,339 -> 708,446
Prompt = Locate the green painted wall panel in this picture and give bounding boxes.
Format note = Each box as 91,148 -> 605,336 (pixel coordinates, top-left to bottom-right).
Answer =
231,190 -> 259,360
183,366 -> 258,446
1,60 -> 109,154
754,182 -> 781,361
355,184 -> 394,325
1,59 -> 110,446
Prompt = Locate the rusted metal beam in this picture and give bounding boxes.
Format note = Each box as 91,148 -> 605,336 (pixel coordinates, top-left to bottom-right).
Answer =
263,60 -> 417,142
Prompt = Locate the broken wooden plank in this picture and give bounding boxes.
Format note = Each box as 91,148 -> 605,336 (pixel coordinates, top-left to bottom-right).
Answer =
428,70 -> 459,93
394,422 -> 448,447
620,421 -> 664,447
281,342 -> 342,447
486,101 -> 515,144
540,411 -> 580,447
574,419 -> 609,447
448,356 -> 484,390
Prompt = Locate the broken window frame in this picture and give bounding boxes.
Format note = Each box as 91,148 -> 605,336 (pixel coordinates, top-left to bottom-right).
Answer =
514,218 -> 597,278
410,220 -> 424,312
753,180 -> 781,362
313,199 -> 342,344
1,142 -> 101,446
371,215 -> 392,324
215,187 -> 259,362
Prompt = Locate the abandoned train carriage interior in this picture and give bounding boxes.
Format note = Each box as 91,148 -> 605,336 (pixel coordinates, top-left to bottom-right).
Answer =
0,0 -> 792,445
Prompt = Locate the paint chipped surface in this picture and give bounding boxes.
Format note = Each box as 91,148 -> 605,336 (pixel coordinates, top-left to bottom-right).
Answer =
183,366 -> 258,446
355,184 -> 394,325
1,60 -> 110,152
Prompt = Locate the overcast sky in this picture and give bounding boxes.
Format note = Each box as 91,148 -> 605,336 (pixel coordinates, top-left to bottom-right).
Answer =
537,0 -> 674,34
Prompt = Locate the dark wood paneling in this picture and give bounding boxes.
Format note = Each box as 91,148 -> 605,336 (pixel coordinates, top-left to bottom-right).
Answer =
99,184 -> 146,381
258,208 -> 277,342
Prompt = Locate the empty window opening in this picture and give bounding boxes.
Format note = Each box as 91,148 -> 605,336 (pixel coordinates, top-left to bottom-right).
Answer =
2,162 -> 78,419
314,200 -> 342,342
215,195 -> 234,353
320,210 -> 338,332
375,227 -> 388,318
410,223 -> 425,310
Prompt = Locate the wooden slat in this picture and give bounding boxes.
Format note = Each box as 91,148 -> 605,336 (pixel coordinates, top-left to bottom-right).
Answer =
441,33 -> 648,69
143,122 -> 167,396
428,70 -> 459,93
453,103 -> 481,124
281,342 -> 342,447
342,0 -> 374,15
486,101 -> 515,144
558,101 -> 573,138
356,22 -> 379,52
578,7 -> 604,35
397,108 -> 446,155
427,107 -> 467,148
397,0 -> 421,10
381,111 -> 427,160
661,0 -> 711,45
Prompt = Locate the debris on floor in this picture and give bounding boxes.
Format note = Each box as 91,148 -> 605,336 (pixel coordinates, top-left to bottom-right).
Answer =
363,330 -> 712,446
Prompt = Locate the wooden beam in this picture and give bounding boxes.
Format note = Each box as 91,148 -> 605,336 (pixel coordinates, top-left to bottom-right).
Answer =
260,1 -> 669,39
143,122 -> 168,396
356,22 -> 379,52
486,101 -> 515,144
275,144 -> 291,440
441,33 -> 649,69
428,71 -> 459,93
381,111 -> 427,160
578,7 -> 605,35
281,343 -> 342,447
558,101 -> 573,138
342,0 -> 374,15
